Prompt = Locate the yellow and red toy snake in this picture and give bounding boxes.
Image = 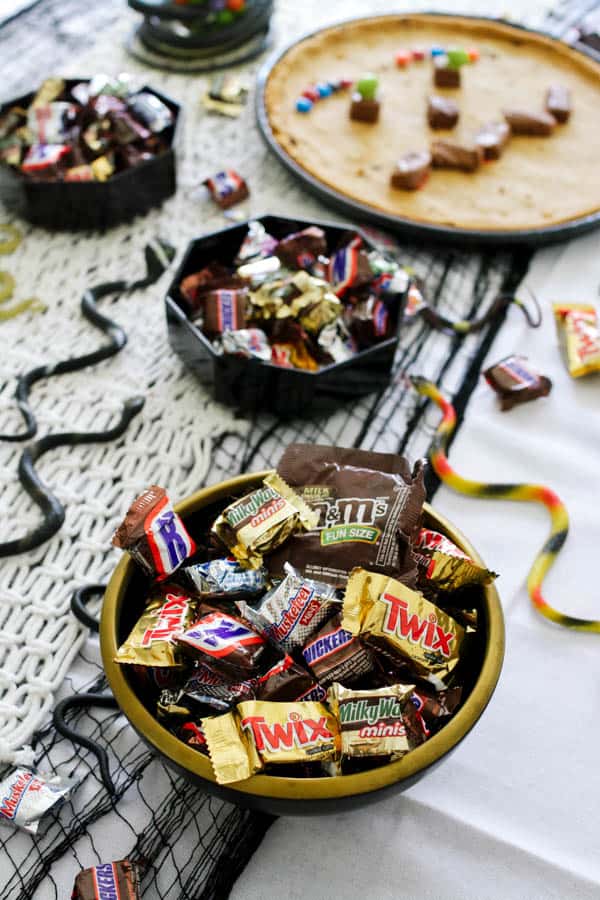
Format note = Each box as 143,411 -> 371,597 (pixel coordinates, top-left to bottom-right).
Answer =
411,375 -> 600,633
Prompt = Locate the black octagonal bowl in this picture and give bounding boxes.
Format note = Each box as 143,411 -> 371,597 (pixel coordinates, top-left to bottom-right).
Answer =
0,78 -> 180,230
165,215 -> 405,417
100,471 -> 505,816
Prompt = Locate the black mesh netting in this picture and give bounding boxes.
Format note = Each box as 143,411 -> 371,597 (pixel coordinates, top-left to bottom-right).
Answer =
0,0 -> 596,897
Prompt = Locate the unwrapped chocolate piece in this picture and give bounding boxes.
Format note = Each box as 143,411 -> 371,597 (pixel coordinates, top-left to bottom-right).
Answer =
433,56 -> 460,88
427,95 -> 459,129
267,444 -> 426,588
545,85 -> 571,123
112,485 -> 196,580
71,860 -> 141,900
0,768 -> 76,835
203,700 -> 339,783
302,614 -> 375,686
431,139 -> 482,172
115,588 -> 196,666
175,606 -> 266,678
414,528 -> 497,591
553,302 -> 600,377
211,473 -> 318,569
483,354 -> 552,410
328,682 -> 421,758
502,109 -> 556,135
350,93 -> 380,123
342,568 -> 465,689
390,151 -> 431,190
475,121 -> 511,160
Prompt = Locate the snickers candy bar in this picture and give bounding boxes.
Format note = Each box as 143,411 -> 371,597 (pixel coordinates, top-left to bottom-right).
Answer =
112,485 -> 196,580
342,568 -> 465,689
502,109 -> 556,135
71,860 -> 141,900
255,654 -> 320,702
545,85 -> 571,124
175,606 -> 265,678
204,170 -> 249,209
275,226 -> 327,269
415,528 -> 497,591
202,288 -> 248,336
203,700 -> 339,784
115,588 -> 196,667
211,472 -> 318,569
431,139 -> 482,172
483,355 -> 552,410
0,767 -> 76,835
302,615 -> 375,687
247,564 -> 338,652
179,262 -> 243,309
427,95 -> 459,129
433,56 -> 461,88
328,682 -> 422,758
350,93 -> 380,123
390,151 -> 431,190
184,556 -> 267,597
475,121 -> 510,160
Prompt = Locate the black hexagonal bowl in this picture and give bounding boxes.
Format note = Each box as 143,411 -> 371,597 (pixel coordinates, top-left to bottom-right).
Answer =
0,78 -> 180,230
165,215 -> 406,417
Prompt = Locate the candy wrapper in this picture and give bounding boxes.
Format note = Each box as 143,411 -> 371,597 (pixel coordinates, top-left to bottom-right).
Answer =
211,472 -> 318,569
71,860 -> 142,900
302,614 -> 375,686
203,700 -> 339,784
328,682 -> 423,758
342,568 -> 466,689
0,768 -> 76,835
175,606 -> 266,678
184,557 -> 267,597
553,302 -> 600,377
112,485 -> 196,580
414,528 -> 497,592
234,220 -> 278,265
221,328 -> 271,361
115,588 -> 196,667
255,654 -> 323,702
160,664 -> 256,714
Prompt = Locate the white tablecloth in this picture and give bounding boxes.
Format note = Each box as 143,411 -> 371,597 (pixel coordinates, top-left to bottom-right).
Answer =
230,233 -> 600,900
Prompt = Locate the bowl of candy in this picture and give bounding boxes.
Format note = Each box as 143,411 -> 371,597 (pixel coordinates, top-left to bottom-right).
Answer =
100,444 -> 504,815
0,75 -> 179,230
166,215 -> 410,415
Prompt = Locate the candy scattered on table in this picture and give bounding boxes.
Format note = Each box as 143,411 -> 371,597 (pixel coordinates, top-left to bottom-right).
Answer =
553,302 -> 600,377
483,355 -> 552,410
71,859 -> 142,900
112,441 -> 486,783
0,75 -> 174,182
427,94 -> 459,129
502,108 -> 556,135
0,767 -> 76,834
202,73 -> 248,117
390,150 -> 431,190
350,73 -> 380,123
545,84 -> 571,123
203,169 -> 249,208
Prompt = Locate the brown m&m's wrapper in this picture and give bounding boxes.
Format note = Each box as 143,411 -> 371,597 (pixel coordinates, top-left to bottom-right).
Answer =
203,700 -> 339,784
112,485 -> 196,581
71,860 -> 141,900
483,355 -> 552,410
211,473 -> 318,569
414,528 -> 497,591
342,568 -> 465,689
328,682 -> 422,758
115,588 -> 196,667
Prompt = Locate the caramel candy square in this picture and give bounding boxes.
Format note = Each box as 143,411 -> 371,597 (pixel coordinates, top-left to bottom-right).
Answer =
475,121 -> 511,160
431,139 -> 482,172
433,57 -> 461,88
350,93 -> 380,123
502,109 -> 556,136
427,95 -> 459,129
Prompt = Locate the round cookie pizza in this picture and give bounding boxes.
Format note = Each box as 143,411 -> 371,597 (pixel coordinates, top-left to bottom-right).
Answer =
262,14 -> 600,236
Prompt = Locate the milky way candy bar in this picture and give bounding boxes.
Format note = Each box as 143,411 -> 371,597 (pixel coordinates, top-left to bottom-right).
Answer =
112,486 -> 196,581
115,588 -> 196,666
328,682 -> 422,758
203,700 -> 339,784
342,568 -> 465,689
483,355 -> 552,410
211,473 -> 318,569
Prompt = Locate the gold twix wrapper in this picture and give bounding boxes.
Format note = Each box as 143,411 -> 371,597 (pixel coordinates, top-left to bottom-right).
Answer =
342,568 -> 464,689
115,589 -> 196,667
553,302 -> 600,378
415,528 -> 497,591
211,473 -> 319,569
203,700 -> 339,784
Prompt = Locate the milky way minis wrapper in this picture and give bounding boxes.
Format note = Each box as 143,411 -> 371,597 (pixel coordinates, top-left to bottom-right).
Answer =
175,606 -> 266,678
414,528 -> 497,592
211,473 -> 319,569
203,700 -> 339,784
247,564 -> 339,653
342,569 -> 465,689
112,485 -> 196,581
328,682 -> 421,758
267,445 -> 426,588
553,302 -> 600,377
115,589 -> 196,667
0,768 -> 76,835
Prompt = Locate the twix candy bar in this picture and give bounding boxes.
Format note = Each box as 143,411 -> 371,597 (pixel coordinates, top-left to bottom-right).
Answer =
203,700 -> 339,784
414,528 -> 497,592
211,473 -> 318,569
115,588 -> 196,666
342,568 -> 465,688
553,302 -> 600,377
112,486 -> 196,580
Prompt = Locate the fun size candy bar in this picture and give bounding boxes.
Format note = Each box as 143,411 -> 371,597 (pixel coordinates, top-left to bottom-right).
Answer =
342,568 -> 465,689
553,302 -> 600,378
328,682 -> 421,758
0,768 -> 76,835
255,654 -> 321,702
175,606 -> 266,678
211,473 -> 318,569
71,859 -> 141,900
203,700 -> 339,784
204,170 -> 249,209
414,528 -> 497,591
112,485 -> 196,580
302,614 -> 375,687
184,557 -> 267,597
115,589 -> 196,667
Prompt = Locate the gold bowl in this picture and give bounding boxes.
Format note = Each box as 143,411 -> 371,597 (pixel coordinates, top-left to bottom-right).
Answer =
101,471 -> 504,815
